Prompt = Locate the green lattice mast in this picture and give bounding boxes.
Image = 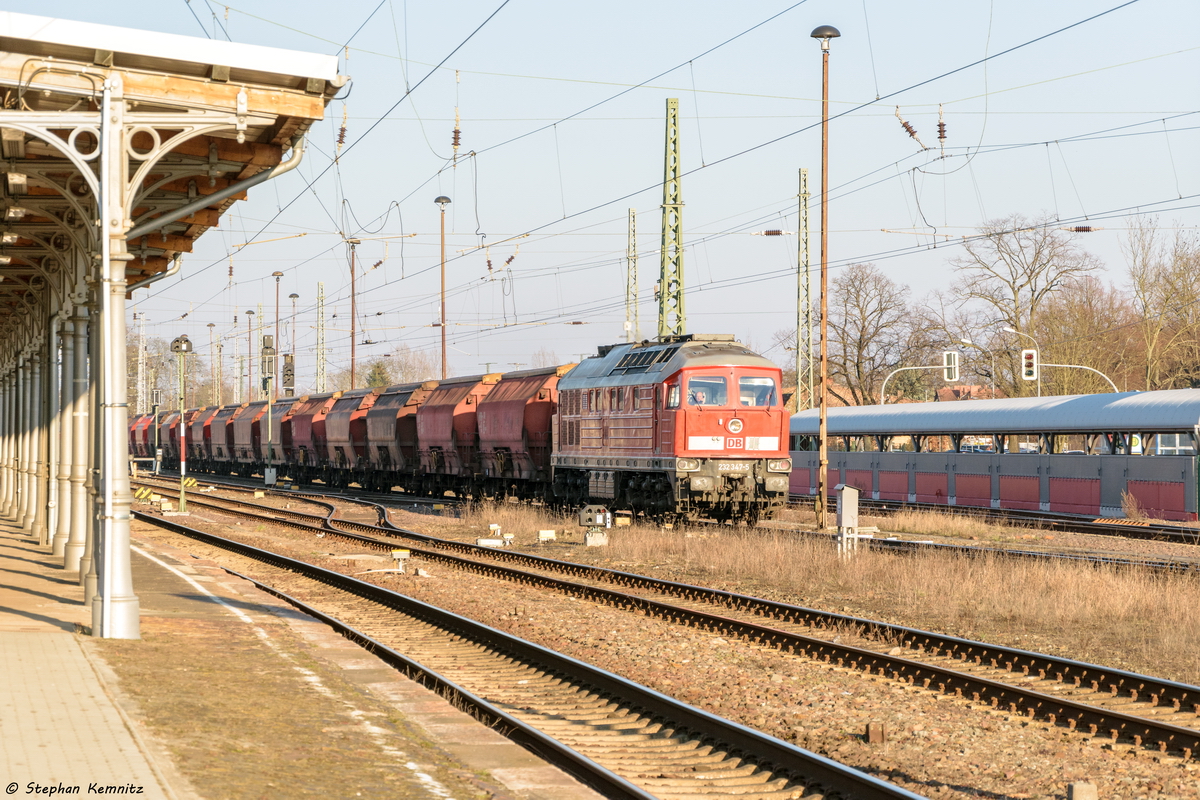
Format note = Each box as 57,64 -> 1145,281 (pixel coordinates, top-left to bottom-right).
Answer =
657,98 -> 685,339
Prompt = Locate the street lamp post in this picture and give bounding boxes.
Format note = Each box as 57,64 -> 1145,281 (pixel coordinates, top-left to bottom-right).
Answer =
245,310 -> 255,399
435,196 -> 451,379
262,335 -> 276,485
960,338 -> 996,398
1002,327 -> 1041,397
207,322 -> 217,404
289,293 -> 299,353
346,240 -> 360,389
170,335 -> 192,512
810,24 -> 839,530
272,271 -> 283,400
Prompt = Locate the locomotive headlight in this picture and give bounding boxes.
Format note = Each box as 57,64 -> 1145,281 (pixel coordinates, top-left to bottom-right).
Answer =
767,459 -> 791,472
676,458 -> 700,471
727,418 -> 743,434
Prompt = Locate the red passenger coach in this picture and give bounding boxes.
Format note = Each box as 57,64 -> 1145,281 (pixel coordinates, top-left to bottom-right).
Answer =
554,334 -> 791,522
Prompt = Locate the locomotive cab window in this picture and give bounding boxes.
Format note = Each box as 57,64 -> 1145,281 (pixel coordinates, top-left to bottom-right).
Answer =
739,376 -> 778,407
665,384 -> 680,409
687,376 -> 728,406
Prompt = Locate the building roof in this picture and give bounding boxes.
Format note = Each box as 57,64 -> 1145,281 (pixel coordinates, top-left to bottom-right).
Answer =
790,389 -> 1200,436
0,13 -> 342,316
0,12 -> 341,85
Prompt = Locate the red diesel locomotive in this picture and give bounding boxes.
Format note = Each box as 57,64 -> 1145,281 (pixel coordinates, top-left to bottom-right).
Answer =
553,335 -> 790,522
131,334 -> 791,521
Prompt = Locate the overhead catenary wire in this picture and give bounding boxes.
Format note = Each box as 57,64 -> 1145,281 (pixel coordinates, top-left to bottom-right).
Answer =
132,0 -> 515,303
145,0 -> 1166,362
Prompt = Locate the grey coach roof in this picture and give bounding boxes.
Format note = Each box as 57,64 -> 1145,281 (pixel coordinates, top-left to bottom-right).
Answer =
790,389 -> 1200,436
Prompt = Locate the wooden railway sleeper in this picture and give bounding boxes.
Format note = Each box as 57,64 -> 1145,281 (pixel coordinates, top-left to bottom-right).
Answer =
167,494 -> 1200,763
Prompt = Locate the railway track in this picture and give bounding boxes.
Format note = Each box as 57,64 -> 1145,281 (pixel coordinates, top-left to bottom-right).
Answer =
137,511 -> 923,800
764,523 -> 1200,576
137,474 -> 1200,575
791,494 -> 1200,546
148,469 -> 463,509
133,478 -> 1200,763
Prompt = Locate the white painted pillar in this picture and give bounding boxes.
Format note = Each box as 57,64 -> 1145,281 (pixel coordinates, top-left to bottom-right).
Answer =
68,303 -> 90,575
53,312 -> 73,557
33,334 -> 50,546
0,370 -> 12,517
91,75 -> 140,639
18,354 -> 32,531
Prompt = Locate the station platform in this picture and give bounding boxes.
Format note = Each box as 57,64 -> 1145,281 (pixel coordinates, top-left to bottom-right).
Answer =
0,519 -> 601,800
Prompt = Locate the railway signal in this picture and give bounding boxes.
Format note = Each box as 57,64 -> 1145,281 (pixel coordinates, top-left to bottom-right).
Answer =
942,351 -> 959,382
1021,349 -> 1039,381
282,353 -> 295,396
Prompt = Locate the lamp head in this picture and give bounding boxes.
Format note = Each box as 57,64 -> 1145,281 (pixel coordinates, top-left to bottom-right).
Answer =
289,293 -> 299,300
810,24 -> 840,50
434,195 -> 451,209
1002,326 -> 1017,334
959,338 -> 973,346
272,270 -> 284,279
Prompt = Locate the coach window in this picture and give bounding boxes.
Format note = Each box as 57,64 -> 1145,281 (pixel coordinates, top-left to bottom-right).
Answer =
688,376 -> 727,406
738,376 -> 777,407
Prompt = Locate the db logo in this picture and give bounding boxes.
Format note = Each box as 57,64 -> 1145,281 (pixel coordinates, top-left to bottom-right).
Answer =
727,437 -> 744,449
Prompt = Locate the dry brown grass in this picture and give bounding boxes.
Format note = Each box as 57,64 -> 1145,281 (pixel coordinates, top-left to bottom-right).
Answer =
1122,490 -> 1147,521
442,501 -> 1200,686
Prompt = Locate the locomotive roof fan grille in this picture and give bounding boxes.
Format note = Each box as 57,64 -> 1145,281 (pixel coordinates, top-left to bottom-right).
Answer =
609,346 -> 680,376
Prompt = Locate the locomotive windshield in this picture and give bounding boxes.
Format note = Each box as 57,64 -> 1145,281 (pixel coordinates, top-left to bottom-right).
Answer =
687,376 -> 728,406
739,376 -> 778,407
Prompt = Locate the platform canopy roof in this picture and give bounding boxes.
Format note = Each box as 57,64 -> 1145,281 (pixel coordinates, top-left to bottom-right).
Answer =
0,12 -> 343,315
791,389 -> 1200,436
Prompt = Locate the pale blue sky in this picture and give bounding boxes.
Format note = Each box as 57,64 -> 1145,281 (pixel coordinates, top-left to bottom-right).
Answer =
27,0 -> 1200,388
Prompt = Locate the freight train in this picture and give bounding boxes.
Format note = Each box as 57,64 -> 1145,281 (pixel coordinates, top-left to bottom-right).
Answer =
131,334 -> 792,523
789,389 -> 1200,521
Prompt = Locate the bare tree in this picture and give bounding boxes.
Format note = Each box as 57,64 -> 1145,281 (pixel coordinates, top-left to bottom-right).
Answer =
530,346 -> 560,368
775,264 -> 932,406
951,213 -> 1102,332
826,264 -> 914,405
1124,216 -> 1200,390
1032,276 -> 1139,395
329,343 -> 438,391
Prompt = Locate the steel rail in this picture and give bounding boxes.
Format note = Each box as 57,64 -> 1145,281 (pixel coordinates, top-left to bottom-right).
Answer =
791,493 -> 1200,545
764,524 -> 1200,576
136,511 -> 926,800
135,487 -> 1200,761
154,474 -> 1197,575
